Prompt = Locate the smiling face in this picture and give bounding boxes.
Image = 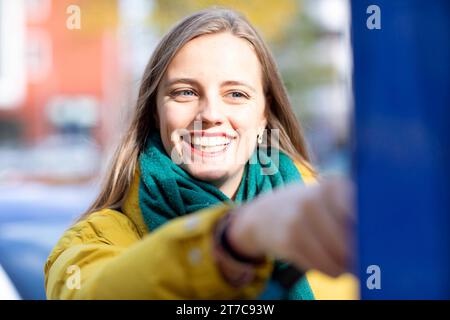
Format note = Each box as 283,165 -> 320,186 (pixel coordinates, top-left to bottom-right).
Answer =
156,32 -> 267,198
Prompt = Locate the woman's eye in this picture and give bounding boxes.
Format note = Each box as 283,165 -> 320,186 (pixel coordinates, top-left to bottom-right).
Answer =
173,89 -> 196,97
227,91 -> 248,99
170,89 -> 198,102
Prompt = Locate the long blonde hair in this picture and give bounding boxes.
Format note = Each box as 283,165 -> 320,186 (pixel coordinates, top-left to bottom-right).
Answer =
84,7 -> 315,217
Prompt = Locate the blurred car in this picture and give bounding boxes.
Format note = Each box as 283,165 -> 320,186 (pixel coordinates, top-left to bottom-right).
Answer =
0,263 -> 21,299
0,133 -> 101,184
0,132 -> 101,299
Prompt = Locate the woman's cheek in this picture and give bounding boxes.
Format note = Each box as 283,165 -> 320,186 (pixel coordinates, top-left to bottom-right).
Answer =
163,107 -> 195,133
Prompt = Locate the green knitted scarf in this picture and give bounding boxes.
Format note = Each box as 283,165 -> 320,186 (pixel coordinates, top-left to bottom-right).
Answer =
138,131 -> 314,300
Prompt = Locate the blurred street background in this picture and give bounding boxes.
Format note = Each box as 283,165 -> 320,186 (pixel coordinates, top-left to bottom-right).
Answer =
0,0 -> 352,299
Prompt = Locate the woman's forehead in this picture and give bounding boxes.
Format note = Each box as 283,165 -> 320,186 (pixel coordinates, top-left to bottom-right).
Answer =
164,32 -> 263,87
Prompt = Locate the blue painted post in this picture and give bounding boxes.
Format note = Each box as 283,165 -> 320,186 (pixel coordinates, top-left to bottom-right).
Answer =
351,0 -> 450,299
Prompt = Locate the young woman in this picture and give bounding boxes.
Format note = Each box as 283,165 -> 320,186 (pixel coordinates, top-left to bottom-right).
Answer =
45,8 -> 354,300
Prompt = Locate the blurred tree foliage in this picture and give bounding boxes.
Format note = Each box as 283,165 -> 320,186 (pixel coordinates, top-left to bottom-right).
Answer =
151,0 -> 297,42
150,0 -> 338,122
77,0 -> 119,36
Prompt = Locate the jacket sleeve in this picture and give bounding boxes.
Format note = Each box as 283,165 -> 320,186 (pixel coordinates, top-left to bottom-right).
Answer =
44,205 -> 273,300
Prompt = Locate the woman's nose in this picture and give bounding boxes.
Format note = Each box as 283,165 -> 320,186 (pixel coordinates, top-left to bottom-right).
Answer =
196,96 -> 225,126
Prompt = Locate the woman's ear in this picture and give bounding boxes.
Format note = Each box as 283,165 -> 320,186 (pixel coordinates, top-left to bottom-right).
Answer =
259,118 -> 268,135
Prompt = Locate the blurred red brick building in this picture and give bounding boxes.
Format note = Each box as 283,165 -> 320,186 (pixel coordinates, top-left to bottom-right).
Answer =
0,0 -> 124,147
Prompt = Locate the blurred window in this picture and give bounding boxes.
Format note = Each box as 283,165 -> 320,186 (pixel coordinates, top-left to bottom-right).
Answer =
0,119 -> 23,145
27,29 -> 52,82
25,0 -> 51,23
0,0 -> 26,108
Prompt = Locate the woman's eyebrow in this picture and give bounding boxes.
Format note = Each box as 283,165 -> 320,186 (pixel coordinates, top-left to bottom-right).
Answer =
165,78 -> 199,88
164,78 -> 257,93
221,80 -> 256,93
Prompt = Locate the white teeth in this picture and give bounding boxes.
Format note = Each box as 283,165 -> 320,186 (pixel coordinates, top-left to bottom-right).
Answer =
191,136 -> 231,147
199,144 -> 227,152
187,135 -> 232,154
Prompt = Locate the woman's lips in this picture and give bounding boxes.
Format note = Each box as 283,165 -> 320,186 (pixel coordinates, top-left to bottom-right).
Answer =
182,138 -> 233,158
190,140 -> 232,158
177,130 -> 237,159
189,131 -> 236,139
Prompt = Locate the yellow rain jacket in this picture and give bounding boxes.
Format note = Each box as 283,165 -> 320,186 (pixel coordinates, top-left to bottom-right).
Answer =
44,163 -> 358,299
